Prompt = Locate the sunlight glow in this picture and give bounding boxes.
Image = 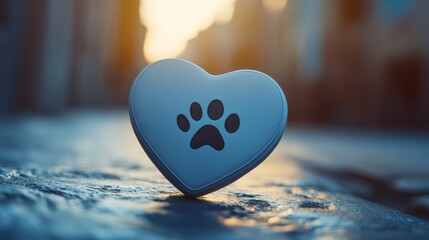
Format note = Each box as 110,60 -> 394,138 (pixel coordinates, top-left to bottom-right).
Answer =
139,0 -> 236,63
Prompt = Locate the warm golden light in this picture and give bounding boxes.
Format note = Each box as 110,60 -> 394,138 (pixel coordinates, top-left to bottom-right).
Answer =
262,0 -> 287,12
139,0 -> 236,63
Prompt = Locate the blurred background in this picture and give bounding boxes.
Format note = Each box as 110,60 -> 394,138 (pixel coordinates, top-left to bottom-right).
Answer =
1,0 -> 429,129
1,0 -> 429,232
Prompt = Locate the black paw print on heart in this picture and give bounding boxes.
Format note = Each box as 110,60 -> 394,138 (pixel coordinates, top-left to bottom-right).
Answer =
177,99 -> 240,151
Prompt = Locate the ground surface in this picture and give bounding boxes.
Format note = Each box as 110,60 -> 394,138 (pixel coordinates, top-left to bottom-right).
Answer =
0,111 -> 428,239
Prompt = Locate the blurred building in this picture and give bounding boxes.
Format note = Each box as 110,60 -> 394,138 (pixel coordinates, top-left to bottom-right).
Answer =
0,0 -> 428,129
0,0 -> 145,113
184,0 -> 429,129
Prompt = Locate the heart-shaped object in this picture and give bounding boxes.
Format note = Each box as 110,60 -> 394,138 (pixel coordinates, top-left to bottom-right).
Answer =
129,59 -> 287,197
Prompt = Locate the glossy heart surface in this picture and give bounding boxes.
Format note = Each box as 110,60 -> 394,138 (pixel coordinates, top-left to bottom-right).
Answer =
129,59 -> 287,197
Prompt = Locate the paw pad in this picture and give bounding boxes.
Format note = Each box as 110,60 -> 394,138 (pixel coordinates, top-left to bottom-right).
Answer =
177,99 -> 240,151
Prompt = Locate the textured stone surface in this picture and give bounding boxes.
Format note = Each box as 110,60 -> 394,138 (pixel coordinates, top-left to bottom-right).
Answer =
0,111 -> 428,239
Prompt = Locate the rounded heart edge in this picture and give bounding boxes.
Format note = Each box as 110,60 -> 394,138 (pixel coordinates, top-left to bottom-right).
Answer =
129,58 -> 288,198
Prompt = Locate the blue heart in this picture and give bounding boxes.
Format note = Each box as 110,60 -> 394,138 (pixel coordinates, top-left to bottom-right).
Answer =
129,59 -> 287,197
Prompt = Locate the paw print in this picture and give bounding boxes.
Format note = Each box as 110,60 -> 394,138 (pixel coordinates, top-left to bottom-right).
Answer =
177,99 -> 240,151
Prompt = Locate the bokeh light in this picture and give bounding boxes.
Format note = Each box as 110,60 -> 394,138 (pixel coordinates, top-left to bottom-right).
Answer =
139,0 -> 237,63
